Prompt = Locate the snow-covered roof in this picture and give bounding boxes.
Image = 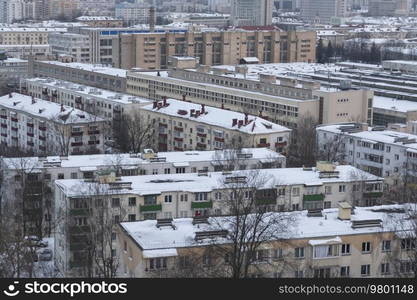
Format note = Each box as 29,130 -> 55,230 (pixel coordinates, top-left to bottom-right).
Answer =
55,165 -> 382,197
0,93 -> 104,124
37,61 -> 127,78
0,27 -> 67,32
317,123 -> 417,151
373,95 -> 417,113
2,148 -> 283,170
26,78 -> 149,105
308,237 -> 342,246
119,204 -> 414,250
77,16 -> 121,21
142,98 -> 291,135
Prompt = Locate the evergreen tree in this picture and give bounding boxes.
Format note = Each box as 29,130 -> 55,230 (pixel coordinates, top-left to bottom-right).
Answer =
325,41 -> 334,63
316,39 -> 325,63
370,42 -> 380,64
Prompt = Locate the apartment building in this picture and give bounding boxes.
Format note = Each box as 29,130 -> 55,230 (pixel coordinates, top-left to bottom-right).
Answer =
54,163 -> 383,276
116,203 -> 414,278
0,44 -> 51,60
0,27 -> 66,45
29,59 -> 127,92
68,27 -> 187,65
113,29 -> 316,70
316,123 -> 417,185
25,78 -> 150,124
0,58 -> 28,93
231,0 -> 273,26
1,147 -> 282,238
0,93 -> 106,156
49,33 -> 90,63
299,0 -> 347,24
141,98 -> 291,153
126,65 -> 373,128
115,2 -> 153,26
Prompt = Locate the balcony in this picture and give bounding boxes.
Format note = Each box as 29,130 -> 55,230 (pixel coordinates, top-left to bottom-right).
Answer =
39,135 -> 46,141
214,136 -> 224,142
88,130 -> 100,135
174,146 -> 183,151
174,126 -> 183,132
27,132 -> 34,137
197,132 -> 207,138
11,117 -> 18,122
196,142 -> 207,149
11,127 -> 18,131
27,141 -> 34,146
159,133 -> 167,138
69,225 -> 90,234
70,208 -> 90,216
27,123 -> 34,128
174,137 -> 183,142
303,194 -> 325,202
159,122 -> 168,128
140,204 -> 162,212
1,133 -> 7,137
39,145 -> 46,151
71,142 -> 83,147
88,140 -> 100,145
191,201 -> 213,209
39,126 -> 46,131
275,141 -> 287,147
363,192 -> 383,198
257,143 -> 270,148
71,131 -> 83,137
11,136 -> 18,140
255,198 -> 276,206
1,124 -> 7,129
0,115 -> 7,119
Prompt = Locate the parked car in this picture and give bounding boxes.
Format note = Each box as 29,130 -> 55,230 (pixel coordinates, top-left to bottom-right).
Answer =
38,249 -> 53,261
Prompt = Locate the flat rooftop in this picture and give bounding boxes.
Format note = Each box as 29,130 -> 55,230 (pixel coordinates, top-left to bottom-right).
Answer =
373,95 -> 417,113
120,204 -> 412,250
36,61 -> 127,78
55,165 -> 382,197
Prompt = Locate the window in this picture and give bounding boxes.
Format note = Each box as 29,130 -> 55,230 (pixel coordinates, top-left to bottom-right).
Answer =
164,168 -> 171,174
58,173 -> 64,179
253,250 -> 269,262
111,232 -> 116,241
295,247 -> 304,258
395,154 -> 399,160
164,212 -> 172,218
202,255 -> 212,266
272,248 -> 283,259
381,263 -> 390,275
179,256 -> 190,269
292,187 -> 300,196
214,192 -> 222,200
292,203 -> 299,211
361,264 -> 370,276
382,240 -> 391,252
339,185 -> 346,192
164,195 -> 172,203
294,270 -> 304,278
128,197 -> 136,206
324,186 -> 332,195
401,238 -> 415,250
324,201 -> 331,209
313,268 -> 331,278
111,198 -> 120,207
340,266 -> 350,277
114,215 -> 120,223
195,193 -> 208,201
176,167 -> 185,174
149,257 -> 167,270
128,214 -> 136,221
71,172 -> 78,179
362,242 -> 371,253
313,244 -> 339,258
180,194 -> 188,202
400,261 -> 413,274
341,244 -> 350,255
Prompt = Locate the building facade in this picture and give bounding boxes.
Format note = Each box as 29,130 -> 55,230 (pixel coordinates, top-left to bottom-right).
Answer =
231,0 -> 273,26
113,29 -> 317,70
0,93 -> 106,155
49,32 -> 90,63
299,0 -> 347,24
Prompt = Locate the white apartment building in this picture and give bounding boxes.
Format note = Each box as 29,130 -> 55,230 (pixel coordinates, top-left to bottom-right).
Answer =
117,204 -> 414,278
115,2 -> 152,26
0,93 -> 106,156
316,123 -> 417,185
127,65 -> 373,129
49,32 -> 90,63
299,0 -> 347,24
141,98 -> 292,153
0,58 -> 28,92
25,78 -> 150,124
0,44 -> 51,60
1,147 -> 283,237
231,0 -> 273,26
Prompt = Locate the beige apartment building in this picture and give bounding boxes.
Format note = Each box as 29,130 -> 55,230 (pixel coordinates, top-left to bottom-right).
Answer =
113,29 -> 316,70
141,98 -> 292,153
126,66 -> 373,128
116,203 -> 414,277
0,27 -> 66,45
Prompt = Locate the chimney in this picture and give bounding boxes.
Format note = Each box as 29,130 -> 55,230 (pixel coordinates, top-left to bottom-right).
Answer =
190,109 -> 195,116
61,103 -> 65,112
153,101 -> 158,109
201,104 -> 205,114
221,103 -> 224,109
8,93 -> 12,98
244,113 -> 248,125
338,202 -> 352,220
31,96 -> 36,104
238,120 -> 243,128
149,6 -> 155,32
182,94 -> 186,102
13,102 -> 18,106
232,118 -> 238,127
259,110 -> 263,118
163,96 -> 167,106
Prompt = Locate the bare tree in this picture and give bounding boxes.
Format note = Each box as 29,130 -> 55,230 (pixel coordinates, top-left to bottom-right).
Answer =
287,114 -> 318,167
317,132 -> 348,163
112,111 -> 155,153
